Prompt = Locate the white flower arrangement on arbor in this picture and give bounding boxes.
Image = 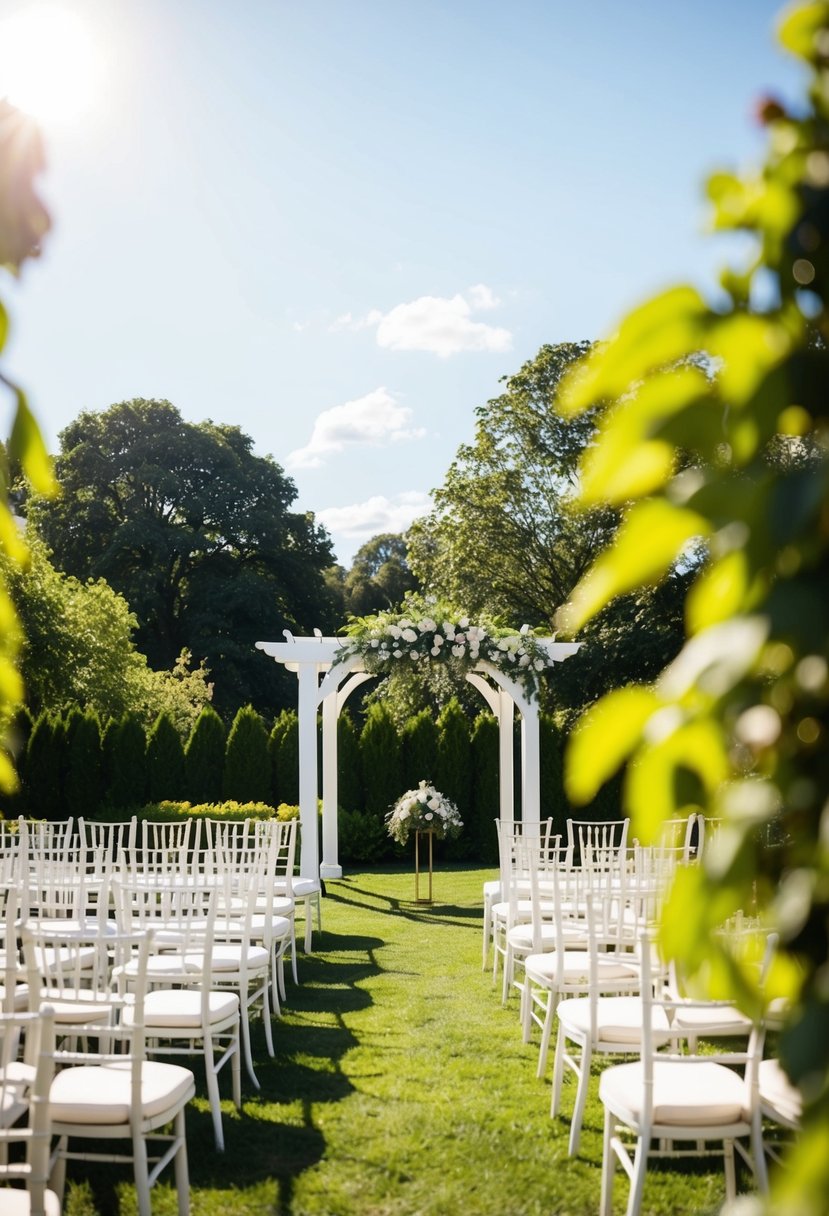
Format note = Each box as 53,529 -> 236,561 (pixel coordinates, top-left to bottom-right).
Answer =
386,780 -> 463,846
333,595 -> 557,702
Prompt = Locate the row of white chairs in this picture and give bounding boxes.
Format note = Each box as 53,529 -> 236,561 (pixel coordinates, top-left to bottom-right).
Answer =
488,817 -> 801,1215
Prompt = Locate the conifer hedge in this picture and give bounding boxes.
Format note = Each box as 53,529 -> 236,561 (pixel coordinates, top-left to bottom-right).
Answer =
8,700 -> 573,861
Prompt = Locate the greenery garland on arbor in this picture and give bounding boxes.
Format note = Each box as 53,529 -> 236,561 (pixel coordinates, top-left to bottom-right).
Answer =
333,595 -> 557,702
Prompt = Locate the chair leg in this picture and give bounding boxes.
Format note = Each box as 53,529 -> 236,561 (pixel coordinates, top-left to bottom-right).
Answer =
304,897 -> 313,952
537,993 -> 558,1078
551,1025 -> 566,1116
627,1138 -> 648,1216
240,999 -> 260,1090
482,898 -> 492,970
568,1042 -> 592,1157
231,1018 -> 242,1110
203,1034 -> 225,1152
261,983 -> 275,1057
174,1107 -> 191,1216
752,1106 -> 769,1193
600,1108 -> 614,1216
724,1139 -> 736,1200
132,1127 -> 152,1216
49,1135 -> 68,1202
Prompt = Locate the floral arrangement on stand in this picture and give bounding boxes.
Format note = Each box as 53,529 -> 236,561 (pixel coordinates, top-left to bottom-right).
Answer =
386,780 -> 463,846
332,594 -> 558,702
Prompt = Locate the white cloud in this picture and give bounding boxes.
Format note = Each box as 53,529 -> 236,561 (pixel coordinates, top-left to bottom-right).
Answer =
334,285 -> 512,357
317,491 -> 433,540
286,387 -> 425,470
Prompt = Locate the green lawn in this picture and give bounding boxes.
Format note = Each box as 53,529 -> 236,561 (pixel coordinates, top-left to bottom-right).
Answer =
65,867 -> 749,1216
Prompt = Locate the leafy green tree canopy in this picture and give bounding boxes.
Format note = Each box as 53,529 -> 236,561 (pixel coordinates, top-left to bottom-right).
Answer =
407,341 -> 607,626
343,533 -> 419,617
29,399 -> 338,717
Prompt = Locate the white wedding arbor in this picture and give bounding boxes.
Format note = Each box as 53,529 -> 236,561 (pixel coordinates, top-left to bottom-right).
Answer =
256,633 -> 580,880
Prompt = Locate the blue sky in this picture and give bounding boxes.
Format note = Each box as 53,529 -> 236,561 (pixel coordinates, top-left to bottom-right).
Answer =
2,0 -> 805,566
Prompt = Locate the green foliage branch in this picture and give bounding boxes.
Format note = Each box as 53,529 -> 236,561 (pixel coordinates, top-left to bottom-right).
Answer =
557,6 -> 829,1211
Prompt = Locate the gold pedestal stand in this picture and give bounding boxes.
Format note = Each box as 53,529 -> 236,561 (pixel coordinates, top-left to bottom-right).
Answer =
414,829 -> 435,904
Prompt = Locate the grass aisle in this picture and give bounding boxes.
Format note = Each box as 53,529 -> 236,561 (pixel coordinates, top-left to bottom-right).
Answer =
66,867 -> 735,1216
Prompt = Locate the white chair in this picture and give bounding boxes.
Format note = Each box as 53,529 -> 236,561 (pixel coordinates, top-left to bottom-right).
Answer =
551,880 -> 666,1154
0,1007 -> 59,1216
111,879 -> 242,1152
27,928 -> 196,1216
523,848 -> 640,1079
751,1033 -> 802,1192
598,931 -> 758,1216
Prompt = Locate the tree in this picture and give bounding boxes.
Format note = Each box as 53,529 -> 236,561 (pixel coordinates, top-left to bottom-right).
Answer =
343,533 -> 419,617
407,342 -> 607,626
558,7 -> 829,1211
336,709 -> 362,813
184,706 -> 226,804
360,702 -> 401,818
270,710 -> 298,806
146,712 -> 185,803
103,713 -> 147,809
63,708 -> 102,820
470,712 -> 499,863
435,698 -> 472,858
5,537 -> 212,732
28,399 -> 339,717
400,709 -> 439,793
23,711 -> 63,819
223,706 -> 270,804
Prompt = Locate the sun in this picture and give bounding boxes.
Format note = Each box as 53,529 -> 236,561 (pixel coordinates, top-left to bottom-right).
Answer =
0,3 -> 102,125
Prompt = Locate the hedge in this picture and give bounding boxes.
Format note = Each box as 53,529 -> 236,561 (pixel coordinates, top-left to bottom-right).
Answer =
9,702 -> 612,862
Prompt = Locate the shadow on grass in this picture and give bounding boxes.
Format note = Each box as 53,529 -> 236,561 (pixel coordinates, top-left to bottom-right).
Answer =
326,884 -> 481,931
183,926 -> 385,1214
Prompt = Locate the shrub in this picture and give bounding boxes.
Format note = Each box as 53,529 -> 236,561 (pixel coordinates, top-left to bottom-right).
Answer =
24,711 -> 64,820
104,712 -> 147,808
270,710 -> 298,805
336,710 -> 362,812
400,709 -> 439,793
435,698 -> 472,859
146,712 -> 185,802
360,702 -> 401,817
338,807 -> 388,864
64,709 -> 103,819
470,712 -> 499,863
184,705 -> 226,803
223,705 -> 270,803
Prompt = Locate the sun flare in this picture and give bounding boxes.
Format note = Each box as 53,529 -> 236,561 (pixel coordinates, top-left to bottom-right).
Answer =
0,3 -> 102,125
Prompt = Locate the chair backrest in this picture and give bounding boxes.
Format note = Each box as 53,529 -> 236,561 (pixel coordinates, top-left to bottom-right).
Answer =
251,818 -> 298,895
0,1007 -> 55,1216
78,816 -> 138,869
19,817 -> 75,853
566,817 -> 629,869
126,817 -> 202,880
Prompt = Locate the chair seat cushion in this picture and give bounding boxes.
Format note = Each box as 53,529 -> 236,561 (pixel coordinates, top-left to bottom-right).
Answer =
0,982 -> 29,1011
242,915 -> 292,939
291,879 -> 320,898
130,988 -> 239,1029
207,945 -> 269,971
557,995 -> 670,1044
759,1058 -> 802,1125
672,1002 -> 752,1034
525,951 -> 638,985
0,1186 -> 61,1216
508,922 -> 585,950
50,1060 -> 195,1125
600,1059 -> 748,1127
